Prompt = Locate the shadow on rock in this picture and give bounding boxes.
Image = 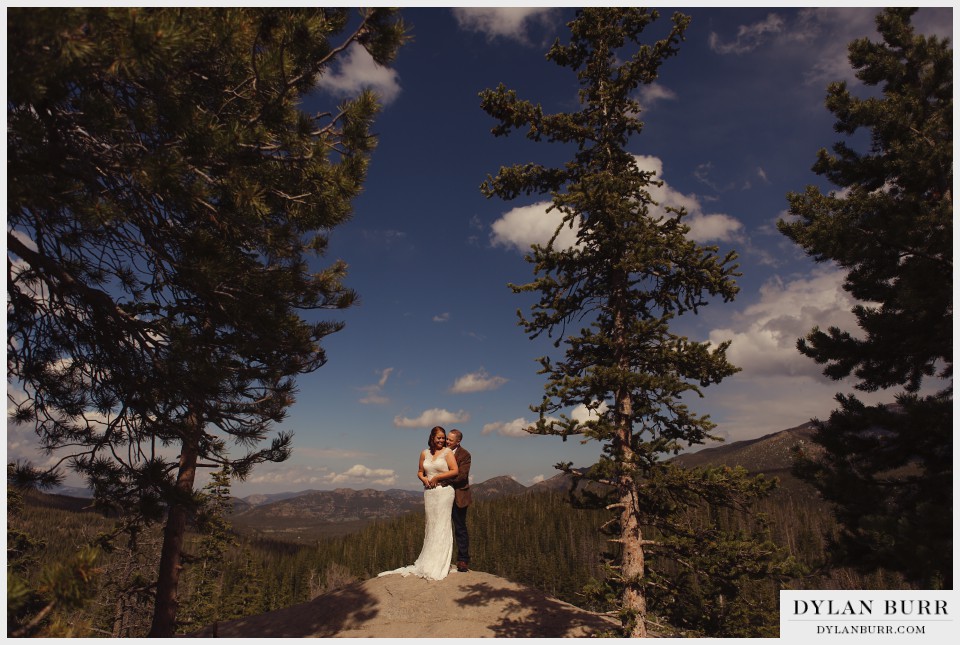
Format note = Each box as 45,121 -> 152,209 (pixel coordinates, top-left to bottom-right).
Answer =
456,581 -> 617,638
189,583 -> 378,638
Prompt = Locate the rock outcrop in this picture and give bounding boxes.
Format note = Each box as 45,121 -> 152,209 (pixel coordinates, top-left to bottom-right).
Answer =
189,569 -> 618,638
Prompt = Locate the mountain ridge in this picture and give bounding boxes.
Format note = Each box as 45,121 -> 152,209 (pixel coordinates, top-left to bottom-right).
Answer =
225,423 -> 818,539
48,422 -> 818,526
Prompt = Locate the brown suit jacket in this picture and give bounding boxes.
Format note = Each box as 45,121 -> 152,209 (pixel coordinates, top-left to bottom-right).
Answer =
449,446 -> 472,508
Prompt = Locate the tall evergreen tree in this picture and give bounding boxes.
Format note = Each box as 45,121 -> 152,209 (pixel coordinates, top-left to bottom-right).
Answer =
176,466 -> 236,632
780,8 -> 952,587
7,7 -> 405,635
481,8 -> 783,636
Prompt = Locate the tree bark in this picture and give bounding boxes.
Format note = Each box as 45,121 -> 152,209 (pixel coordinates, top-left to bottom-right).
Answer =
620,483 -> 647,637
612,274 -> 647,637
148,420 -> 201,637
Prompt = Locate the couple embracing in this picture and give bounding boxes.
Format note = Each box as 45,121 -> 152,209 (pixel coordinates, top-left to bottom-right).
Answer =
378,426 -> 471,581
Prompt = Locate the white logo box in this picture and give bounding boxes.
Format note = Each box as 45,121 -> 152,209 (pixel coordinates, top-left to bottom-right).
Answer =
780,590 -> 957,643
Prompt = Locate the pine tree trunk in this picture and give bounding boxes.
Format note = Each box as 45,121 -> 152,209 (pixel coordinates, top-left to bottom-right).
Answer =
613,283 -> 648,637
149,424 -> 200,637
620,482 -> 648,637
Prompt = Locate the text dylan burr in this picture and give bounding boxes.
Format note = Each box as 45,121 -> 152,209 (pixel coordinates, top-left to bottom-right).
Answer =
793,600 -> 948,616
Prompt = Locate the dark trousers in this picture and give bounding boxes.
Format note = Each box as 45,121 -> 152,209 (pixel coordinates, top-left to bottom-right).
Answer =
452,503 -> 469,563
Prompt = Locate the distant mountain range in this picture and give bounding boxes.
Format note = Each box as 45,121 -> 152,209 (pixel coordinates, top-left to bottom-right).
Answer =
48,422 -> 819,533
226,423 -> 819,537
671,421 -> 818,473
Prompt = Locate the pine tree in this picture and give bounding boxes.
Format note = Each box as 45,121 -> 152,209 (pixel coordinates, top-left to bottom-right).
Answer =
176,466 -> 237,632
7,8 -> 405,635
7,465 -> 101,637
480,8 -> 785,636
780,8 -> 952,587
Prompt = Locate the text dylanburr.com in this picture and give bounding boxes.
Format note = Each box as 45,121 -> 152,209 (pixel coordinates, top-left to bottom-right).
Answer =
780,591 -> 956,641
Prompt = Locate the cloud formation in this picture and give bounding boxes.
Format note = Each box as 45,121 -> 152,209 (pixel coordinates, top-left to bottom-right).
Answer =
433,312 -> 450,323
489,156 -> 743,253
570,401 -> 608,424
708,266 -> 859,379
316,43 -> 402,105
325,464 -> 397,486
358,367 -> 394,405
246,463 -> 396,488
394,408 -> 471,429
490,202 -> 580,253
452,7 -> 556,43
709,13 -> 786,55
482,401 -> 607,437
450,369 -> 508,393
703,8 -> 944,91
482,417 -> 533,437
636,82 -> 678,111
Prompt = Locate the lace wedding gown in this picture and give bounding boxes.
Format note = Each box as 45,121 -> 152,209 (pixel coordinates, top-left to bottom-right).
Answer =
378,448 -> 455,581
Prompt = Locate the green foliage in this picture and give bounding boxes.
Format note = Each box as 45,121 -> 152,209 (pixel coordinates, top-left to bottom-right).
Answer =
572,465 -> 799,637
780,8 -> 952,587
793,394 -> 951,587
176,467 -> 239,630
7,7 -> 405,635
780,8 -> 951,393
7,481 -> 103,637
12,485 -> 918,637
480,8 -> 782,636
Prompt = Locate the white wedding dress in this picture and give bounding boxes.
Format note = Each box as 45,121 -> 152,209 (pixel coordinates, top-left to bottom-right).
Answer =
378,448 -> 455,581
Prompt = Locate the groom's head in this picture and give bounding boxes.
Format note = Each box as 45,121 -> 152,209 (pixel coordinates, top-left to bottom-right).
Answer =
447,429 -> 462,449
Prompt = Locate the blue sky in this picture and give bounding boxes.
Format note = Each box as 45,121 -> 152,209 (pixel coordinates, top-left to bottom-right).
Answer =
6,6 -> 954,497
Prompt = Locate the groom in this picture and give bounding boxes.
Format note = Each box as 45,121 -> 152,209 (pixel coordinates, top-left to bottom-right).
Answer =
445,429 -> 471,572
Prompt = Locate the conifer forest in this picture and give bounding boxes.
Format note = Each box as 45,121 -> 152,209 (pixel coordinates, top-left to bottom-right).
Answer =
7,482 -> 918,638
7,6 -> 951,639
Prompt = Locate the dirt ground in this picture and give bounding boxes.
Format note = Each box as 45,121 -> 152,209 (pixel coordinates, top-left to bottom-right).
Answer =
189,568 -> 619,638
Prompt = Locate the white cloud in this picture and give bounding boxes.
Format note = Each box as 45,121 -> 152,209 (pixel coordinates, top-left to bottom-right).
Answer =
636,83 -> 677,111
797,9 -> 878,87
6,414 -> 55,468
358,367 -> 394,405
483,402 -> 607,438
530,474 -> 546,485
394,408 -> 471,429
452,8 -> 555,43
633,155 -> 744,243
450,369 -> 508,394
692,264 -> 898,444
570,401 -> 608,424
686,213 -> 744,243
693,161 -> 733,193
482,417 -> 534,437
706,8 -> 927,90
708,266 -> 859,379
325,464 -> 397,487
316,43 -> 402,105
490,156 -> 743,253
709,13 -> 785,55
246,463 -> 396,488
433,312 -> 450,323
490,201 -> 580,253
9,229 -> 38,253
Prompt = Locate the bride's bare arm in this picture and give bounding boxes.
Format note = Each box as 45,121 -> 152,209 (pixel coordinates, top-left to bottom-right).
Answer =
418,450 -> 430,488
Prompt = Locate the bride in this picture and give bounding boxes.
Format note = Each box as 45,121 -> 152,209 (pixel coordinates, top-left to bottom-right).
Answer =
378,426 -> 459,581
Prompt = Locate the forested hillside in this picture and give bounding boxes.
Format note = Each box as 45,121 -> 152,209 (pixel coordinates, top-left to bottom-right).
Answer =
9,478 -> 915,638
